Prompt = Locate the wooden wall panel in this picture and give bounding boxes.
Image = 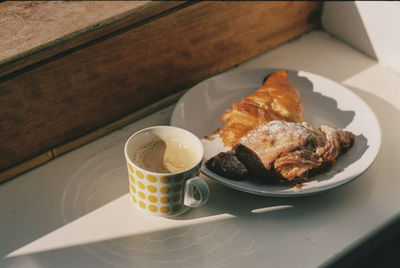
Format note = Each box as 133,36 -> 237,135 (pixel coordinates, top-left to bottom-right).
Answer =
0,1 -> 322,181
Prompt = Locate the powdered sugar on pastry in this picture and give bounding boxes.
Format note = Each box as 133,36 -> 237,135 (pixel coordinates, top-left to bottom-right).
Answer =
234,120 -> 354,181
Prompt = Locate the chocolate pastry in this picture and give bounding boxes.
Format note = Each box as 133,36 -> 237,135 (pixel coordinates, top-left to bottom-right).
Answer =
234,120 -> 355,181
205,151 -> 248,180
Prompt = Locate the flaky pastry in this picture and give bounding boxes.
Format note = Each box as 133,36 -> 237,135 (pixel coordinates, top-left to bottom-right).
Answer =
220,70 -> 304,147
234,121 -> 355,181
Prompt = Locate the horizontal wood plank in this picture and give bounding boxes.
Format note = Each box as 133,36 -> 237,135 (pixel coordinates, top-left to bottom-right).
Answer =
0,90 -> 184,184
52,90 -> 186,157
0,1 -> 186,77
0,1 -> 322,181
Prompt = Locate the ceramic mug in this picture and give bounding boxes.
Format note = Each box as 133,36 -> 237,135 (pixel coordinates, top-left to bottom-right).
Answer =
124,126 -> 209,217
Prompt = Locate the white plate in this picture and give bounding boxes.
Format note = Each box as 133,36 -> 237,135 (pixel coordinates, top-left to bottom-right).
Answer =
170,69 -> 381,196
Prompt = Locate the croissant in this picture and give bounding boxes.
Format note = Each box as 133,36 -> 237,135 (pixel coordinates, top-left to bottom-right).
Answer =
220,70 -> 304,147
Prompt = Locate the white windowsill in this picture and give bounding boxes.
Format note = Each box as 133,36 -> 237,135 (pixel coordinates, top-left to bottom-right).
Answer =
1,30 -> 399,268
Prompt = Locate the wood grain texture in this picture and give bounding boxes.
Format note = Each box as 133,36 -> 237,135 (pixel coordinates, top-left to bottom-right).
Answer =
0,1 -> 322,180
0,1 -> 186,77
0,90 -> 185,184
52,90 -> 186,157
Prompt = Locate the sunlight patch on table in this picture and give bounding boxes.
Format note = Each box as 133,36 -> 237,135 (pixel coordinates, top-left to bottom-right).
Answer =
5,194 -> 235,258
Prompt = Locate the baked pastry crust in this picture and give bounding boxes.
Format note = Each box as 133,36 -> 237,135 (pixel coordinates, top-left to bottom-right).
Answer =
220,70 -> 304,147
234,121 -> 355,181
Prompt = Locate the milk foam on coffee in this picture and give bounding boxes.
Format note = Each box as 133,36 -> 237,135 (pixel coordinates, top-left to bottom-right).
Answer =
133,136 -> 198,173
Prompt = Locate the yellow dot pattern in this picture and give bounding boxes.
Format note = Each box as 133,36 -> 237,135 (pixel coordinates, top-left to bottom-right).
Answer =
147,185 -> 157,193
136,170 -> 144,179
149,205 -> 158,213
160,176 -> 170,184
160,186 -> 170,194
139,201 -> 146,209
130,185 -> 137,194
130,174 -> 135,184
127,163 -> 201,215
138,191 -> 146,200
128,163 -> 134,173
137,181 -> 145,190
147,175 -> 157,183
148,195 -> 157,203
160,196 -> 170,204
160,206 -> 170,214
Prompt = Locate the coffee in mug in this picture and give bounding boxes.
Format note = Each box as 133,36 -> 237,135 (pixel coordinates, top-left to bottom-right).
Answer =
132,136 -> 198,173
124,126 -> 209,217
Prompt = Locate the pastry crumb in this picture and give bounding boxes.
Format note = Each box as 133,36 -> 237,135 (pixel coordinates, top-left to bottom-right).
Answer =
294,183 -> 303,192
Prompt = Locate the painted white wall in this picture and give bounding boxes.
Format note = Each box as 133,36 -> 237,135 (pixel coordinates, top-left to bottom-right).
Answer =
322,1 -> 400,73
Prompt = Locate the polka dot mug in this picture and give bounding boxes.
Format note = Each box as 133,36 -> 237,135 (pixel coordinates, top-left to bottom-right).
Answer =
124,126 -> 209,217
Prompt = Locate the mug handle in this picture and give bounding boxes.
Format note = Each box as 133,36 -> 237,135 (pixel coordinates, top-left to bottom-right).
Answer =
183,177 -> 209,208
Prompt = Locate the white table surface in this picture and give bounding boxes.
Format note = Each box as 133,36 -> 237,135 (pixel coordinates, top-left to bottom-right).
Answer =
1,31 -> 399,268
